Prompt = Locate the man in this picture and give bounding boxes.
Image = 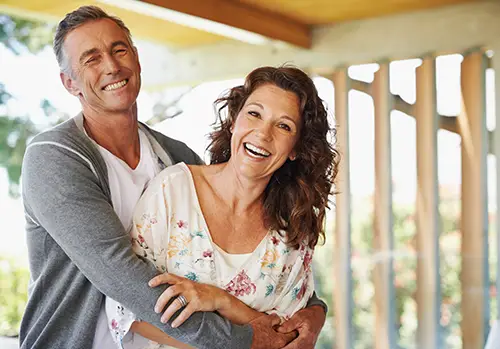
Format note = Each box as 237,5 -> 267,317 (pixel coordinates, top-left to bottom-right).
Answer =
20,5 -> 327,349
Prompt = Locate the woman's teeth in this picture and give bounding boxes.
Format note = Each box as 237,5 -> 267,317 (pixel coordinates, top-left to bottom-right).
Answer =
244,143 -> 270,157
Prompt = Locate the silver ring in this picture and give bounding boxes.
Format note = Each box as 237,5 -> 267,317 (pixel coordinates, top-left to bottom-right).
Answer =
177,295 -> 188,307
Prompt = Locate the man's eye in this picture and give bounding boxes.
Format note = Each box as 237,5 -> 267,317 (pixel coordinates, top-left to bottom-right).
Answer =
115,49 -> 126,54
86,57 -> 96,64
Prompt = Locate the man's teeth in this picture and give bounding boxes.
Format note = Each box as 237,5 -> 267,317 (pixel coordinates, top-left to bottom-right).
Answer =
245,143 -> 270,157
104,79 -> 128,91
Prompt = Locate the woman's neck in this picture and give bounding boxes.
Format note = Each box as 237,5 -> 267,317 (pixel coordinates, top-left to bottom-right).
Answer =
202,162 -> 269,216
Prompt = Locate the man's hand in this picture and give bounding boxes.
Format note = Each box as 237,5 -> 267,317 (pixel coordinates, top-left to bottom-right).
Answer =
249,314 -> 297,349
276,305 -> 326,349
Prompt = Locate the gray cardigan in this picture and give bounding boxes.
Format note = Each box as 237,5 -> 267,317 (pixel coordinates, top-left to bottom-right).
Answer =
20,115 -> 326,349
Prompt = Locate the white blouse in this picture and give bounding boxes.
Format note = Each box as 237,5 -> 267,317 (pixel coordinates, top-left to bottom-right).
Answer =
106,163 -> 315,349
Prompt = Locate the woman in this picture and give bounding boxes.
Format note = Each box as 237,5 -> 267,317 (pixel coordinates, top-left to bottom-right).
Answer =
106,66 -> 339,348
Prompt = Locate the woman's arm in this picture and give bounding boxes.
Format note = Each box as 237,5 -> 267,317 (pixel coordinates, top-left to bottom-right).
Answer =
129,291 -> 262,347
130,321 -> 194,348
216,289 -> 262,325
129,282 -> 263,347
149,273 -> 264,327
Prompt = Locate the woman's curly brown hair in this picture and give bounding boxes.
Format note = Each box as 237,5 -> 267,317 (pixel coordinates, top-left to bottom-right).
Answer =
207,66 -> 339,249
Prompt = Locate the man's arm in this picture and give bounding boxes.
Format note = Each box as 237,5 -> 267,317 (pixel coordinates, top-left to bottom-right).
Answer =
22,142 -> 252,349
306,291 -> 328,314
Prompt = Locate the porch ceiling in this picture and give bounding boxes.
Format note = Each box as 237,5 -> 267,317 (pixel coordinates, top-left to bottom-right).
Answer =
1,0 -> 478,49
0,0 -> 227,47
236,0 -> 476,25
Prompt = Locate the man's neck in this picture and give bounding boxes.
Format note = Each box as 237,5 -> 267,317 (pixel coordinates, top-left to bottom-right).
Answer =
82,106 -> 141,169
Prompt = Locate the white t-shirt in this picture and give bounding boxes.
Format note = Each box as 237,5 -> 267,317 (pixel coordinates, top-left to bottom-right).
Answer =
89,129 -> 163,349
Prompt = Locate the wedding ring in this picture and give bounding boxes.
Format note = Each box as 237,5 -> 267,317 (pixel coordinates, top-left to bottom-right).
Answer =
177,295 -> 188,307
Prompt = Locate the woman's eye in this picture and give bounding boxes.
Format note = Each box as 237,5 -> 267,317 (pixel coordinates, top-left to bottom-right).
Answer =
86,57 -> 96,64
279,123 -> 292,132
248,111 -> 260,118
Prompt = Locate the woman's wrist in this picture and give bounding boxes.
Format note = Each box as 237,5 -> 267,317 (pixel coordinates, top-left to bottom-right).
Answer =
215,287 -> 232,311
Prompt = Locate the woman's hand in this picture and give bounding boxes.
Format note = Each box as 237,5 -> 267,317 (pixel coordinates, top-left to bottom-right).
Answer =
149,273 -> 229,328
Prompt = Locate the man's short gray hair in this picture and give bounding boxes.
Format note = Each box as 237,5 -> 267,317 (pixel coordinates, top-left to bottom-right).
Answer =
54,5 -> 134,75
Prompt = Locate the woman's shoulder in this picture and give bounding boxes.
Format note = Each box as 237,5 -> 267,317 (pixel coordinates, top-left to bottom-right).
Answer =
141,162 -> 193,198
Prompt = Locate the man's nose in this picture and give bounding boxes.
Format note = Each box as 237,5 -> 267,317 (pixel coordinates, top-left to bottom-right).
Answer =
103,54 -> 120,75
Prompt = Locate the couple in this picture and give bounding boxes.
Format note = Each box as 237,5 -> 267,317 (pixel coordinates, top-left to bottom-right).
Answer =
20,5 -> 338,349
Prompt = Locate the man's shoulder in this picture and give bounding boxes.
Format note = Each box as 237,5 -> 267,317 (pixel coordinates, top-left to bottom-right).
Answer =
30,117 -> 81,146
26,116 -> 101,171
144,125 -> 188,149
140,123 -> 203,165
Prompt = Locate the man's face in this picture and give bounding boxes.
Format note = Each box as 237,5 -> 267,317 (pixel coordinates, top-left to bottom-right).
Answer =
60,19 -> 141,114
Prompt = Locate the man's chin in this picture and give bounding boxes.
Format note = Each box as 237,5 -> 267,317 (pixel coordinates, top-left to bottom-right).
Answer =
101,98 -> 137,113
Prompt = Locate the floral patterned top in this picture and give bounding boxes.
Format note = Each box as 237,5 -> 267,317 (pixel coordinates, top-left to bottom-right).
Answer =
106,162 -> 315,349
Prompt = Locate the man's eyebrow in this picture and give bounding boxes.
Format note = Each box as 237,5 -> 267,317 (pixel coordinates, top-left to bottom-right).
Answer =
79,48 -> 99,64
110,41 -> 129,50
78,41 -> 129,64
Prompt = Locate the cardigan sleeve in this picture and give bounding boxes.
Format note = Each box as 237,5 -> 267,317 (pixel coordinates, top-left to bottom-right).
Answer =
22,141 -> 253,349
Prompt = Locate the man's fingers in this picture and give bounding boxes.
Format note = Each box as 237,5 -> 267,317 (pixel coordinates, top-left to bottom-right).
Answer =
155,285 -> 180,313
149,272 -> 178,287
281,340 -> 299,349
281,330 -> 298,343
171,304 -> 196,328
268,313 -> 282,327
276,319 -> 298,333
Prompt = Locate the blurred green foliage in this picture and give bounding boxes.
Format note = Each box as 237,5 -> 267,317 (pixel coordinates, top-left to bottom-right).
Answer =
0,257 -> 29,337
0,14 -> 57,197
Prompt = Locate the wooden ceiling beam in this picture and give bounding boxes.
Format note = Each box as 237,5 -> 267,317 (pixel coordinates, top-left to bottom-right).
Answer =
137,0 -> 312,48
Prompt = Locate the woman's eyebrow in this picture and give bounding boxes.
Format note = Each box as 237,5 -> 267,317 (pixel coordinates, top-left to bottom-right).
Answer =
246,102 -> 264,109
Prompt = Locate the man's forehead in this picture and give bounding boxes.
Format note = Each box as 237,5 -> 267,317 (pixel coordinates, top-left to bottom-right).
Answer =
64,19 -> 129,56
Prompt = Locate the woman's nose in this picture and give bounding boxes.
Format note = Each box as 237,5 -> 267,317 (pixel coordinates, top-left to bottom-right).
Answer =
255,122 -> 273,141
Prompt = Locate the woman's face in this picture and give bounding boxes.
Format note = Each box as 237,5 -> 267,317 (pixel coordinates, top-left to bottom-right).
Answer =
229,83 -> 302,182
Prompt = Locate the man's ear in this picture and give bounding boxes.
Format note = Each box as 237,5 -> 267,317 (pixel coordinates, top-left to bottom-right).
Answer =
60,71 -> 80,97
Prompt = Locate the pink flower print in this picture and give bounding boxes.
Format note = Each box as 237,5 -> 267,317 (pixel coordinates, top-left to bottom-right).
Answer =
150,217 -> 158,224
296,281 -> 308,300
271,236 -> 280,245
203,250 -> 213,258
177,220 -> 188,229
303,251 -> 313,272
111,319 -> 118,330
225,270 -> 257,297
138,235 -> 145,244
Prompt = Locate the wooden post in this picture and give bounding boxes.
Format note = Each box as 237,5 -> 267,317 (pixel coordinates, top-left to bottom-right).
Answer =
373,62 -> 397,349
459,51 -> 489,349
332,69 -> 353,349
492,49 -> 500,323
415,56 -> 441,349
